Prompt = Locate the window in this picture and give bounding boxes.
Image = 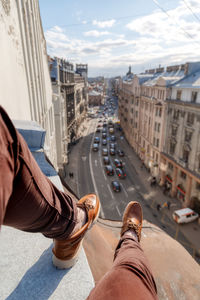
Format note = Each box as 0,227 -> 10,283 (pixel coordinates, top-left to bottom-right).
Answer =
185,130 -> 192,142
135,122 -> 138,128
196,182 -> 200,190
159,108 -> 162,117
171,126 -> 178,136
154,122 -> 157,131
135,111 -> 138,117
156,139 -> 159,148
173,109 -> 179,120
170,141 -> 176,155
176,90 -> 182,100
131,119 -> 133,124
191,91 -> 197,103
187,112 -> 194,125
183,149 -> 189,163
156,153 -> 158,162
168,162 -> 173,170
180,171 -> 187,180
143,140 -> 145,147
131,108 -> 133,113
158,123 -> 161,132
153,137 -> 156,146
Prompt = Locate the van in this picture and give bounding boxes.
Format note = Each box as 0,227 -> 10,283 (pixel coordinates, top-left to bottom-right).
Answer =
172,208 -> 199,224
109,127 -> 114,134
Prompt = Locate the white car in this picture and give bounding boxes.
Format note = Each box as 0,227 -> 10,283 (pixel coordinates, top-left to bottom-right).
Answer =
173,208 -> 199,224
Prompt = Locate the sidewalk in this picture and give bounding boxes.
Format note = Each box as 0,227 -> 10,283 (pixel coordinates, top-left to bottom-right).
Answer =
120,134 -> 200,257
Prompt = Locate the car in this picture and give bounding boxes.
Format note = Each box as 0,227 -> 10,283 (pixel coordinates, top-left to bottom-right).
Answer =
118,149 -> 125,157
105,165 -> 114,176
173,208 -> 199,224
103,123 -> 107,127
94,137 -> 100,143
103,156 -> 110,165
114,159 -> 123,168
102,132 -> 107,139
111,181 -> 121,192
110,143 -> 116,149
116,168 -> 126,179
110,148 -> 116,155
111,135 -> 116,141
109,127 -> 114,134
92,143 -> 99,152
96,128 -> 101,133
102,139 -> 107,146
97,124 -> 101,128
102,148 -> 108,156
98,119 -> 102,123
102,128 -> 107,133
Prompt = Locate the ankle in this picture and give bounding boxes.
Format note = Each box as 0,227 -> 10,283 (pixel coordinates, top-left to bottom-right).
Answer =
70,207 -> 87,237
123,229 -> 138,242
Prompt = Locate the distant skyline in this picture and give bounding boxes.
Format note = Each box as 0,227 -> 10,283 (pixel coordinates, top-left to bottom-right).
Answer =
39,0 -> 200,77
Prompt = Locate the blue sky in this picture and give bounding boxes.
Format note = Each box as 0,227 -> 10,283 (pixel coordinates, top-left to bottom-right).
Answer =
39,0 -> 200,77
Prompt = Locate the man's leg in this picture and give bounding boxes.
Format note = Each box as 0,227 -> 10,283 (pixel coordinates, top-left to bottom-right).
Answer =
0,106 -> 100,268
0,105 -> 78,239
87,202 -> 157,300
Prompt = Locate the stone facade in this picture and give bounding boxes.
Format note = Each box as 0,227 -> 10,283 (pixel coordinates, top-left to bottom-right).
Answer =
118,63 -> 200,211
0,0 -> 57,168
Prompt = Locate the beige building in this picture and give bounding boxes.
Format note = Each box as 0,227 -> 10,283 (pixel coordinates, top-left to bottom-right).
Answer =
88,90 -> 103,106
118,63 -> 200,211
0,0 -> 57,167
161,64 -> 200,211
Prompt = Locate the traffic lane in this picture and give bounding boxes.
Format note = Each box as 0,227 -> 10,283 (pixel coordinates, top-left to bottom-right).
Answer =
90,145 -> 121,220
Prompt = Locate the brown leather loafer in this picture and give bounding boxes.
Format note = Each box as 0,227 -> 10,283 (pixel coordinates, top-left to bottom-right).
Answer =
121,201 -> 143,242
52,194 -> 100,269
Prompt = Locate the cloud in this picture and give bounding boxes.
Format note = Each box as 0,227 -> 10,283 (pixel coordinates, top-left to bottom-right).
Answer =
84,30 -> 110,37
92,19 -> 116,28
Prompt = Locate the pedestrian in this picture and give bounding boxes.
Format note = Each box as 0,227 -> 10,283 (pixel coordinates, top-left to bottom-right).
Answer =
0,106 -> 158,300
163,202 -> 168,209
156,204 -> 161,211
167,201 -> 171,210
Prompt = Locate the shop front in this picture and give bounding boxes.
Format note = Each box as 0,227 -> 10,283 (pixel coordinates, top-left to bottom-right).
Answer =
176,184 -> 186,202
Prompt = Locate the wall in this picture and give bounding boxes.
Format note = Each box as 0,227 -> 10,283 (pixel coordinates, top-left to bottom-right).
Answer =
0,0 -> 57,168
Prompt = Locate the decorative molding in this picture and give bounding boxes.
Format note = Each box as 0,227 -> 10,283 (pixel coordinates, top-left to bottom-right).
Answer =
1,0 -> 10,15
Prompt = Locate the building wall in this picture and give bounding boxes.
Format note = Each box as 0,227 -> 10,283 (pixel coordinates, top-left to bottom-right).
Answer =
0,0 -> 57,168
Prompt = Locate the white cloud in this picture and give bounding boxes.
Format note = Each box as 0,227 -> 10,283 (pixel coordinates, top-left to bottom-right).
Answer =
92,19 -> 116,28
84,30 -> 110,37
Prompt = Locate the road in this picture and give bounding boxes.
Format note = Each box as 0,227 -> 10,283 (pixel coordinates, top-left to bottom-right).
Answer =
74,96 -> 199,263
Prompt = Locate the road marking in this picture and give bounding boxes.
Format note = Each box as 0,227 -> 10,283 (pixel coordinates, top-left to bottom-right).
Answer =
100,159 -> 103,167
107,183 -> 114,199
127,186 -> 135,192
82,156 -> 87,162
89,128 -> 105,218
116,206 -> 121,216
95,159 -> 98,166
121,184 -> 128,197
103,171 -> 107,180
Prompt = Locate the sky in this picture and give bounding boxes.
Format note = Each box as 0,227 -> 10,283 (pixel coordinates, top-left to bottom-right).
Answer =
39,0 -> 200,77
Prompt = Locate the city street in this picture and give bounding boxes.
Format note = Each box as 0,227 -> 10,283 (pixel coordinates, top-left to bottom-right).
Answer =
65,97 -> 200,264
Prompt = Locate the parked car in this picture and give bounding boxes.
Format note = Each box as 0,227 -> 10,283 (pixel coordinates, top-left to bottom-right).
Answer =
117,149 -> 125,157
92,143 -> 99,152
114,159 -> 123,168
94,137 -> 100,143
103,156 -> 110,165
102,132 -> 107,139
116,168 -> 126,179
102,148 -> 108,156
102,128 -> 107,133
110,148 -> 116,156
105,165 -> 114,176
111,181 -> 121,192
173,208 -> 199,224
111,135 -> 116,141
102,139 -> 107,146
96,128 -> 101,133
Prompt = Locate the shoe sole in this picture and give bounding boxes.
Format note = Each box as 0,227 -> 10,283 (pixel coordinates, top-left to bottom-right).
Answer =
52,200 -> 101,269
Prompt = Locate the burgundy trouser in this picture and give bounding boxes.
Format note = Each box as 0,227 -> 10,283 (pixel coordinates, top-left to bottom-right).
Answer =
0,106 -> 78,239
0,106 -> 157,299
